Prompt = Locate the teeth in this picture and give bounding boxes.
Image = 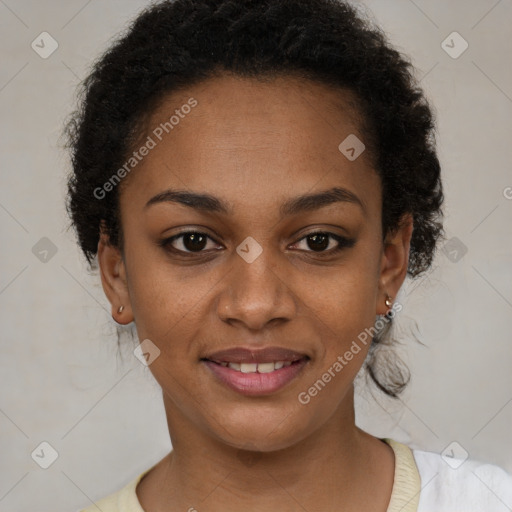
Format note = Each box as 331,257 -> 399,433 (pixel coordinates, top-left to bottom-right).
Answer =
257,362 -> 275,373
222,361 -> 294,373
240,363 -> 258,373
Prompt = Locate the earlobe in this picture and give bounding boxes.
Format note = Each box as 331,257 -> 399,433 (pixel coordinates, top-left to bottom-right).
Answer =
97,228 -> 134,324
377,213 -> 413,315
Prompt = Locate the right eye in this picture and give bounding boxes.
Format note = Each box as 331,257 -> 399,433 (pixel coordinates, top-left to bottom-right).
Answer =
160,231 -> 223,254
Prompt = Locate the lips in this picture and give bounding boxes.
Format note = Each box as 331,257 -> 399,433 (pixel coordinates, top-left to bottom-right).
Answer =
203,347 -> 307,364
201,347 -> 309,396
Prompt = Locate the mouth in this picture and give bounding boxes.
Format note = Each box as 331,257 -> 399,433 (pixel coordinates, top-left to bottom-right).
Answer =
208,360 -> 297,373
201,347 -> 310,396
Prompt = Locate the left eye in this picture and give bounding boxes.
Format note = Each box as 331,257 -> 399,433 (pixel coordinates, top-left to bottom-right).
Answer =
291,232 -> 355,253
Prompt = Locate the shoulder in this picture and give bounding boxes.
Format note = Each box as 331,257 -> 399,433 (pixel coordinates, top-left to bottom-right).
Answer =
412,447 -> 512,511
77,491 -> 119,512
75,468 -> 149,512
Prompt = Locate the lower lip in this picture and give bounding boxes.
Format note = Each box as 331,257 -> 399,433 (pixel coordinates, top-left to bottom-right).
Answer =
202,359 -> 308,396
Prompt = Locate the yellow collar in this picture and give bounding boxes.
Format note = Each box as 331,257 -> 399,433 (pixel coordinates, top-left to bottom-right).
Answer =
382,438 -> 421,512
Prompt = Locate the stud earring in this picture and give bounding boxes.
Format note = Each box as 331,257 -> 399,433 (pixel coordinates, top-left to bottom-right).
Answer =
117,305 -> 124,314
385,295 -> 393,308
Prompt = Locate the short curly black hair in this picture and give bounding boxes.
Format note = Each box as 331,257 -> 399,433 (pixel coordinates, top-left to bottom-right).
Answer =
65,0 -> 445,397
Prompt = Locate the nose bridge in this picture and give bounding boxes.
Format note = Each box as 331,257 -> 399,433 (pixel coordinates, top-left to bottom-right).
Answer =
217,237 -> 296,329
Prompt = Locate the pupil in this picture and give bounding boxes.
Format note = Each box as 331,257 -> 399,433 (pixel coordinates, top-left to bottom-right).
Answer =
308,233 -> 328,251
184,233 -> 207,251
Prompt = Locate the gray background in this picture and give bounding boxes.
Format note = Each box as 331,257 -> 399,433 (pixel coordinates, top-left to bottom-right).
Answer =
0,0 -> 511,510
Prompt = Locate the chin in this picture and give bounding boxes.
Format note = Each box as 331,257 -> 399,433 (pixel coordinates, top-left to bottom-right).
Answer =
207,404 -> 314,453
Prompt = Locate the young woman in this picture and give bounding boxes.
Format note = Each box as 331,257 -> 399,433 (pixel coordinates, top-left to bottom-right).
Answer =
66,0 -> 512,510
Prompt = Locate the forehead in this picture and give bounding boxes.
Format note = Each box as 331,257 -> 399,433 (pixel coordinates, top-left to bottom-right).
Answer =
122,73 -> 380,217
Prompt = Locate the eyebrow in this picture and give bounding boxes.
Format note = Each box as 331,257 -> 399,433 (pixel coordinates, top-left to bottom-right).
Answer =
144,186 -> 366,216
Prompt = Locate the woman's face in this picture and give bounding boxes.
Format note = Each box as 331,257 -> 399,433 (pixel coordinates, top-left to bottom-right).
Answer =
99,74 -> 412,452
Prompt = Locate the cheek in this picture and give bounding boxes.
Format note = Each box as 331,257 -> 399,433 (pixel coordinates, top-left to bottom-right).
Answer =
302,263 -> 379,375
307,265 -> 378,333
123,250 -> 199,346
129,280 -> 206,351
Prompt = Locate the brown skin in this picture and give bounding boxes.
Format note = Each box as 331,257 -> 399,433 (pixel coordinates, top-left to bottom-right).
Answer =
98,74 -> 413,512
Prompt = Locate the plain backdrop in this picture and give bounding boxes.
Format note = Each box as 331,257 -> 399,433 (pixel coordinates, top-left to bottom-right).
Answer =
0,0 -> 511,510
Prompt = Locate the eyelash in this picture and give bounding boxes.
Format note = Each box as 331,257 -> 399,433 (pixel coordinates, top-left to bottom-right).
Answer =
159,230 -> 356,257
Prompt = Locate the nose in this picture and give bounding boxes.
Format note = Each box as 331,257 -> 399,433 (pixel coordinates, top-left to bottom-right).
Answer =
216,245 -> 297,331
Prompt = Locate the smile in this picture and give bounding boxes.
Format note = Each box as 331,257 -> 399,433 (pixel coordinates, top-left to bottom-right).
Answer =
216,361 -> 293,373
202,354 -> 309,396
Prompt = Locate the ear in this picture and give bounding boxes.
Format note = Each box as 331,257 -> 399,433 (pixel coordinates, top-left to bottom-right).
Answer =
376,213 -> 413,315
97,223 -> 133,324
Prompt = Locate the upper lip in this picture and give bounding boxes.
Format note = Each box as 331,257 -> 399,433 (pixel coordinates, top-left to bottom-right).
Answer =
203,347 -> 309,364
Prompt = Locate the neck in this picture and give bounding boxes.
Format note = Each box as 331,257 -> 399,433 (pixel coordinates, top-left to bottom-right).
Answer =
137,387 -> 394,512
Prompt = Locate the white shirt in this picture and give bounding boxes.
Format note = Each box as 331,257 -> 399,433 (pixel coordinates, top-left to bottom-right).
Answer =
412,444 -> 512,511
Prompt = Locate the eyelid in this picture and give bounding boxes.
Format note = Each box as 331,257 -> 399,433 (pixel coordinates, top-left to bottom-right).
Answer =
289,230 -> 355,253
160,230 -> 223,253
